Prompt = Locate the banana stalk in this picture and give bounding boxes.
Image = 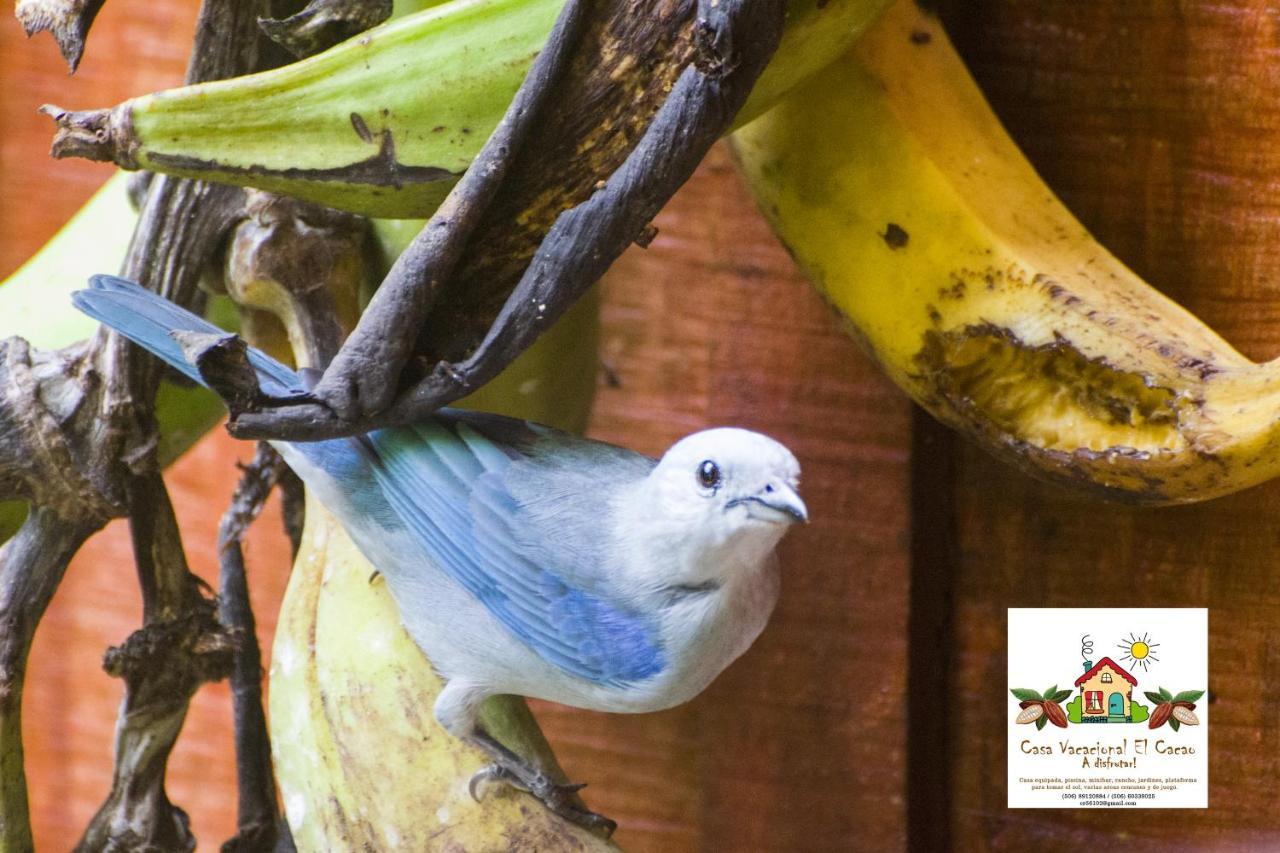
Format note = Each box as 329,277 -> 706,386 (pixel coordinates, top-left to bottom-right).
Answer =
732,0 -> 1280,504
47,0 -> 891,218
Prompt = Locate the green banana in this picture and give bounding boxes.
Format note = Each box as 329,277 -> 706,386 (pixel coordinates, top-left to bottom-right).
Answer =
49,0 -> 891,217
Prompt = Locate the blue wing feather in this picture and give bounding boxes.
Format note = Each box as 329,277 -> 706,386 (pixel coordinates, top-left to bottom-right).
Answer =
73,275 -> 304,397
364,416 -> 665,686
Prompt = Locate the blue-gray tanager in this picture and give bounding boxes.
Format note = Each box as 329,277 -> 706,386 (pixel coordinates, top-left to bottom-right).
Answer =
73,275 -> 807,832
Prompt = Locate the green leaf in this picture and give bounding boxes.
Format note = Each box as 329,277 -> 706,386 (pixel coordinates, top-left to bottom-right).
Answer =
1044,685 -> 1058,701
1169,717 -> 1181,732
1158,687 -> 1173,701
1173,690 -> 1204,704
1052,689 -> 1073,703
1144,692 -> 1166,705
1011,688 -> 1043,702
1035,714 -> 1047,730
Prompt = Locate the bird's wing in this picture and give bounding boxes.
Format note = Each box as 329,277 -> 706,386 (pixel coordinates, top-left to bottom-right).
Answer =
363,411 -> 665,686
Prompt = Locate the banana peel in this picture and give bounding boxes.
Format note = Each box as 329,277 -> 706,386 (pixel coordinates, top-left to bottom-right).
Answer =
732,0 -> 1280,504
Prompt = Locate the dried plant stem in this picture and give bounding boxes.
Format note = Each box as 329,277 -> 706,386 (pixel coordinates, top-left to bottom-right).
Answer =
0,509 -> 96,852
217,444 -> 287,852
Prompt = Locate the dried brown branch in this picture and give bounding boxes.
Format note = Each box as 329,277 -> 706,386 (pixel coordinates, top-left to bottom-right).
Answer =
258,0 -> 392,58
217,444 -> 287,853
14,0 -> 108,72
213,0 -> 786,441
0,0 -> 287,848
0,339 -> 124,852
76,473 -> 238,853
0,507 -> 97,852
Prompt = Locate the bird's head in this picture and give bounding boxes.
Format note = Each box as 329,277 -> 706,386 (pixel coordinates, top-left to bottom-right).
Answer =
646,428 -> 807,560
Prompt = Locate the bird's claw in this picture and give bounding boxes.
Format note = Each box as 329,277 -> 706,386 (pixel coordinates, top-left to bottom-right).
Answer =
467,762 -> 617,838
467,763 -> 517,802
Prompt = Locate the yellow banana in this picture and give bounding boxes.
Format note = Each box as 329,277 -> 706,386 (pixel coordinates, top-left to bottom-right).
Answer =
731,0 -> 1280,505
48,0 -> 891,218
274,493 -> 615,851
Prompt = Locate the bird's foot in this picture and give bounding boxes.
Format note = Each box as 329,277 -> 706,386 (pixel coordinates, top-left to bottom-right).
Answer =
466,737 -> 617,838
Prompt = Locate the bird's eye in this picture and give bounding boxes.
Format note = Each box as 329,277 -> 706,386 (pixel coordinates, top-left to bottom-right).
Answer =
696,460 -> 721,490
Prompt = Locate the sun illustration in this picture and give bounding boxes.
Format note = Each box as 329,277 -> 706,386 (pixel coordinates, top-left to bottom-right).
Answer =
1118,632 -> 1160,671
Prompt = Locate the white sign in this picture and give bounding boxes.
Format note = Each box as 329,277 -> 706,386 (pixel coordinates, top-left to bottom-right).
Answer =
1007,608 -> 1207,808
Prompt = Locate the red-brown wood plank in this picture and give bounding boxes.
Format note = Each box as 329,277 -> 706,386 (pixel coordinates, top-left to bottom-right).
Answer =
933,2 -> 1280,848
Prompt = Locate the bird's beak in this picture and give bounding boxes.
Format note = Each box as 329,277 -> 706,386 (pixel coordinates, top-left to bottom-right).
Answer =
744,483 -> 809,525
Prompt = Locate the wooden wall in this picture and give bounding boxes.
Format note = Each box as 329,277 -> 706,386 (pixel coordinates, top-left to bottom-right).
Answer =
3,0 -> 1278,849
929,2 -> 1280,849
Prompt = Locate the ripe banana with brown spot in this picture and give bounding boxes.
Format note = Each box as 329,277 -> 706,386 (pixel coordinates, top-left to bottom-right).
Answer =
45,0 -> 892,217
731,0 -> 1280,504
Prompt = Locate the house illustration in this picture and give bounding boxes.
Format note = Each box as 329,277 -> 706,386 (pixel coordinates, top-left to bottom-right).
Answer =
1075,657 -> 1137,723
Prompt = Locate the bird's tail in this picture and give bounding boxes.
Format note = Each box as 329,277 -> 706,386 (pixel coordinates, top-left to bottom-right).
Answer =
72,274 -> 303,396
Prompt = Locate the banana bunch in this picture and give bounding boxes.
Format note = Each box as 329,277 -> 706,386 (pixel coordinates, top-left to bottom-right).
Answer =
1,0 -> 466,541
732,0 -> 1280,504
48,0 -> 892,217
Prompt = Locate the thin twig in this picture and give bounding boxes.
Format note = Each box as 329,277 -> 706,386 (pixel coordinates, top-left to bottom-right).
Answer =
217,444 -> 287,853
279,467 -> 305,559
